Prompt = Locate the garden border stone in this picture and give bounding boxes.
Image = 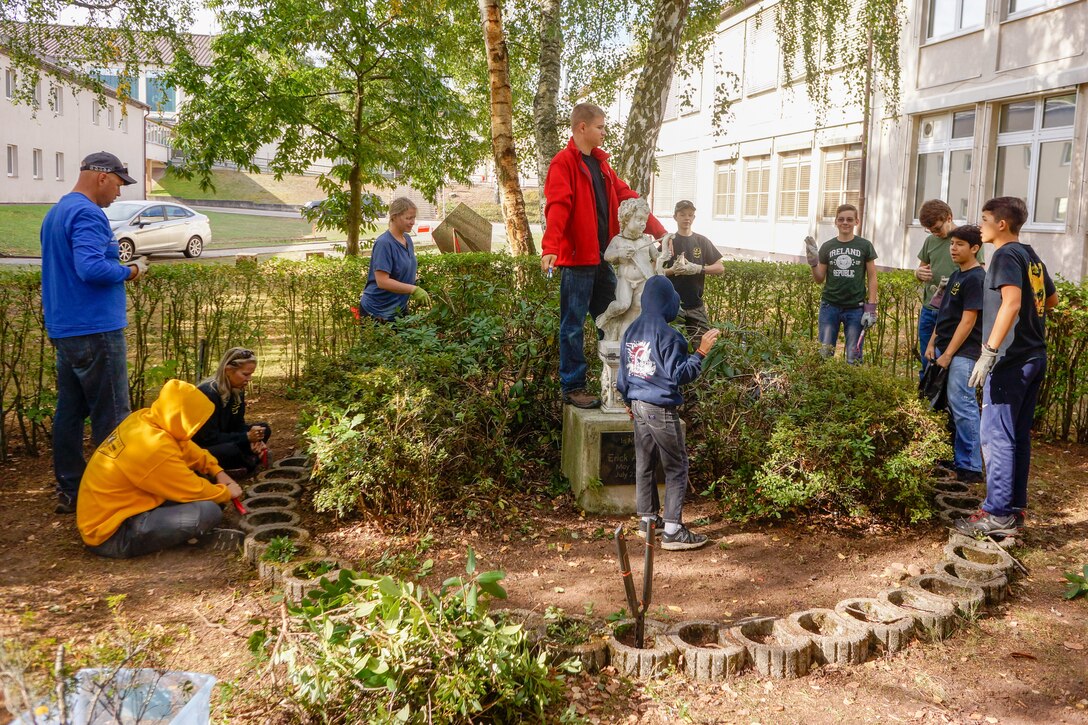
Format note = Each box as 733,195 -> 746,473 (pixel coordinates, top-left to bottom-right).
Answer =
257,466 -> 309,482
238,507 -> 301,533
906,573 -> 986,615
245,481 -> 303,499
834,597 -> 915,655
243,524 -> 311,566
726,616 -> 812,679
241,494 -> 297,512
282,558 -> 354,602
608,619 -> 676,679
783,608 -> 871,666
936,560 -> 1008,605
665,620 -> 747,682
879,587 -> 957,641
274,456 -> 312,469
538,612 -> 611,674
943,539 -> 1018,581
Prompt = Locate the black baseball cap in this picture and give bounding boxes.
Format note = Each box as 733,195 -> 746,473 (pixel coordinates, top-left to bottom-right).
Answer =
674,199 -> 696,214
80,152 -> 137,185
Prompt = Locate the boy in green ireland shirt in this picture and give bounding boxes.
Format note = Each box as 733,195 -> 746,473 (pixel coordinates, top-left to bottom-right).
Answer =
805,204 -> 878,364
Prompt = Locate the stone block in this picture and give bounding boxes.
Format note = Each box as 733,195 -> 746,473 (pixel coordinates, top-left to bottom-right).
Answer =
561,404 -> 675,514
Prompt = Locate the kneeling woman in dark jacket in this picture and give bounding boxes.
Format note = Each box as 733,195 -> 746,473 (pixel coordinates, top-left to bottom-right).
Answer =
193,347 -> 271,472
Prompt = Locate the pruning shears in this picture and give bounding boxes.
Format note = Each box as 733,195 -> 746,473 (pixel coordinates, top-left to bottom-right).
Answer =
614,524 -> 654,648
854,326 -> 868,360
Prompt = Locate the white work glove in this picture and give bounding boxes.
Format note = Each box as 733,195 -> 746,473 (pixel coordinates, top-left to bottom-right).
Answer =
861,302 -> 878,329
804,236 -> 819,267
128,256 -> 148,280
968,346 -> 998,388
670,253 -> 703,276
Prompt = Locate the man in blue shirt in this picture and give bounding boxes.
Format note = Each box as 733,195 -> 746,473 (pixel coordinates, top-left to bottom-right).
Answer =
41,152 -> 147,514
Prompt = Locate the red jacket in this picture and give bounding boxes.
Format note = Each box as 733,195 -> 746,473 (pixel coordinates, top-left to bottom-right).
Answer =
541,138 -> 665,267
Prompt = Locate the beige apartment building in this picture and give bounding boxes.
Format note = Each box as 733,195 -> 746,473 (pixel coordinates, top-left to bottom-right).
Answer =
2,47 -> 148,204
646,0 -> 1088,281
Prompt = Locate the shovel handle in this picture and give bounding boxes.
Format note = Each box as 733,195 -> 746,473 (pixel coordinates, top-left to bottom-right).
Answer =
641,524 -> 654,613
232,498 -> 248,515
614,526 -> 641,620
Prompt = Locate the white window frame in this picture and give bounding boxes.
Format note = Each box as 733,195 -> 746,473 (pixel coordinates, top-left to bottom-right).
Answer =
55,152 -> 64,181
1006,0 -> 1079,20
107,104 -> 115,129
926,0 -> 986,41
91,101 -> 100,125
651,152 -> 698,218
4,68 -> 14,99
994,93 -> 1076,229
777,150 -> 812,221
119,111 -> 128,133
6,145 -> 18,177
743,10 -> 778,97
49,83 -> 63,115
742,155 -> 771,220
714,24 -> 744,104
32,148 -> 42,180
713,161 -> 737,219
819,145 -> 862,220
913,108 -> 976,221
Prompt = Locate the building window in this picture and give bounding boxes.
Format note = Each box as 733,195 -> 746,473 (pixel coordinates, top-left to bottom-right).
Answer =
32,149 -> 42,179
91,101 -> 100,125
1008,0 -> 1061,15
651,152 -> 698,217
713,161 -> 737,218
912,110 -> 974,221
107,104 -> 115,129
927,0 -> 985,39
119,111 -> 128,133
743,156 -> 771,219
777,150 -> 811,220
55,152 -> 64,181
994,93 -> 1076,225
714,24 -> 744,103
820,145 -> 862,219
145,75 -> 177,113
49,83 -> 63,115
743,10 -> 778,96
6,145 -> 17,177
4,68 -> 14,99
33,79 -> 41,106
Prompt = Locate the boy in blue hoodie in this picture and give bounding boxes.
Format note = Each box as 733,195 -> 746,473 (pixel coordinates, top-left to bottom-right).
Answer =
616,276 -> 719,551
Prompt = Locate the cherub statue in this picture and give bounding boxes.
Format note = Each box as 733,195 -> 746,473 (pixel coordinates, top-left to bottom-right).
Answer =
596,198 -> 670,341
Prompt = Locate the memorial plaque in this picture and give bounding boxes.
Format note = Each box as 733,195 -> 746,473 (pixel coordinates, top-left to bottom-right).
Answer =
599,432 -> 636,486
432,203 -> 493,254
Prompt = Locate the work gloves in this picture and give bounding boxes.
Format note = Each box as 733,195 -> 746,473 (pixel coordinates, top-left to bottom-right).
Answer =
861,302 -> 878,329
410,286 -> 431,305
804,236 -> 819,267
668,253 -> 703,276
128,256 -> 148,280
968,346 -> 998,388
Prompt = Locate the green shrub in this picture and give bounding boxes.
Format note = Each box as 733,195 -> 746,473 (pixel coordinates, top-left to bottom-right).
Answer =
689,334 -> 948,522
255,552 -> 569,723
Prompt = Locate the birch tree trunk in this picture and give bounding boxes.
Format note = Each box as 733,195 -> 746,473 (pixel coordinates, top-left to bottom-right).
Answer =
614,0 -> 691,195
532,0 -> 563,226
480,0 -> 537,256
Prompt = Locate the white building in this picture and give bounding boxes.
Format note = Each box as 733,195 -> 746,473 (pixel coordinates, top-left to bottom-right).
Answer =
641,0 -> 1088,281
2,47 -> 149,204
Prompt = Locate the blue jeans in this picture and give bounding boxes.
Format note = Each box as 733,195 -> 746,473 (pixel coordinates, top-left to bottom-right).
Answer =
88,500 -> 223,559
559,262 -> 616,392
817,302 -> 864,364
51,330 -> 131,503
631,400 -> 688,524
942,353 -> 982,473
917,306 -> 939,382
980,357 -> 1045,517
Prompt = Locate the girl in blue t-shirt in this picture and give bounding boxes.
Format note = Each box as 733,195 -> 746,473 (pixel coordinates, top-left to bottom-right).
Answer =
359,197 -> 431,320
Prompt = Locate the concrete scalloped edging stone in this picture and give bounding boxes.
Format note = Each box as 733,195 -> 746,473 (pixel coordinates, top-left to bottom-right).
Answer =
666,620 -> 747,681
608,619 -> 676,678
726,616 -> 812,679
783,608 -> 871,666
834,597 -> 915,655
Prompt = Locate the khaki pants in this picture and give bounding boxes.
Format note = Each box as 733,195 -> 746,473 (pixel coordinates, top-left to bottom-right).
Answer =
676,304 -> 711,347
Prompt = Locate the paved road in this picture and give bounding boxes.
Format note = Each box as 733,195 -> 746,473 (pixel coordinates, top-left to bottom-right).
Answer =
193,206 -> 303,219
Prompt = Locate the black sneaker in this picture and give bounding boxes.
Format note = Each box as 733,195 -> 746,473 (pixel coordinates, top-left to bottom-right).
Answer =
637,516 -> 665,539
55,494 -> 76,515
562,389 -> 601,409
956,468 -> 985,483
953,509 -> 1020,539
661,525 -> 709,551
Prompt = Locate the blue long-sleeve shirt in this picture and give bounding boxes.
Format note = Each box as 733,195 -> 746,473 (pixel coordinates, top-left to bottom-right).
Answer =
616,275 -> 704,407
41,192 -> 130,339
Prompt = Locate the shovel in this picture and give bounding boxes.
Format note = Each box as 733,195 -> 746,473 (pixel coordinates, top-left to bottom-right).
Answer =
614,523 -> 655,648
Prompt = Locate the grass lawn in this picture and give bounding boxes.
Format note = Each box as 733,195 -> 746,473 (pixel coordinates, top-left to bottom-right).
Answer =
0,204 -> 351,256
150,168 -> 323,206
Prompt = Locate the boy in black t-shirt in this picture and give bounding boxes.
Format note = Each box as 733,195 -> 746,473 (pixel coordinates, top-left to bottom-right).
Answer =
663,200 -> 724,344
955,197 -> 1058,539
924,225 -> 985,483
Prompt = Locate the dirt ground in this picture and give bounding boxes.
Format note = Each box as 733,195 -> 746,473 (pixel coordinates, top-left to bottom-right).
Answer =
1,391 -> 1086,724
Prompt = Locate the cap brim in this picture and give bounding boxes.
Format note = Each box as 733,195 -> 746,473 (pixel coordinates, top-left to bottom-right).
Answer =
115,171 -> 137,186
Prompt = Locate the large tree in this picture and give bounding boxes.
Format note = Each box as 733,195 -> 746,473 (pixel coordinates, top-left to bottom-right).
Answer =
480,0 -> 535,255
167,0 -> 490,255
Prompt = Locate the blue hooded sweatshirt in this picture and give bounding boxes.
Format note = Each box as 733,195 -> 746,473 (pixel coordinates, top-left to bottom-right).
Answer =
616,275 -> 704,407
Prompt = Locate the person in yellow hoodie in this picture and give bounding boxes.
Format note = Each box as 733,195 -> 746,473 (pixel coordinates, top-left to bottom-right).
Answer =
77,379 -> 244,558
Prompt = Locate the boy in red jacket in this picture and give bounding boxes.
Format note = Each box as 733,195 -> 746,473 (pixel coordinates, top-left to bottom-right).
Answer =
540,103 -> 666,408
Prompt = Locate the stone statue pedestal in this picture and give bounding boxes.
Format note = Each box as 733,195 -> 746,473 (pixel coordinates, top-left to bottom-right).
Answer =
561,405 -> 665,514
597,341 -> 625,413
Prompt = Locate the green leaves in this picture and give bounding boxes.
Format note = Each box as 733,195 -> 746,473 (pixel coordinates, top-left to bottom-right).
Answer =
256,551 -> 558,722
1063,566 -> 1088,600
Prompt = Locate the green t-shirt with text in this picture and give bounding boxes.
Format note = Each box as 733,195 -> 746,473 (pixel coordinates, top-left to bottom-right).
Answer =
917,233 -> 986,310
819,236 -> 877,307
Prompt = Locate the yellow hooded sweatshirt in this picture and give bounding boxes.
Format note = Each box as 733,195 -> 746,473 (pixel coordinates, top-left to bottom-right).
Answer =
77,379 -> 232,546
